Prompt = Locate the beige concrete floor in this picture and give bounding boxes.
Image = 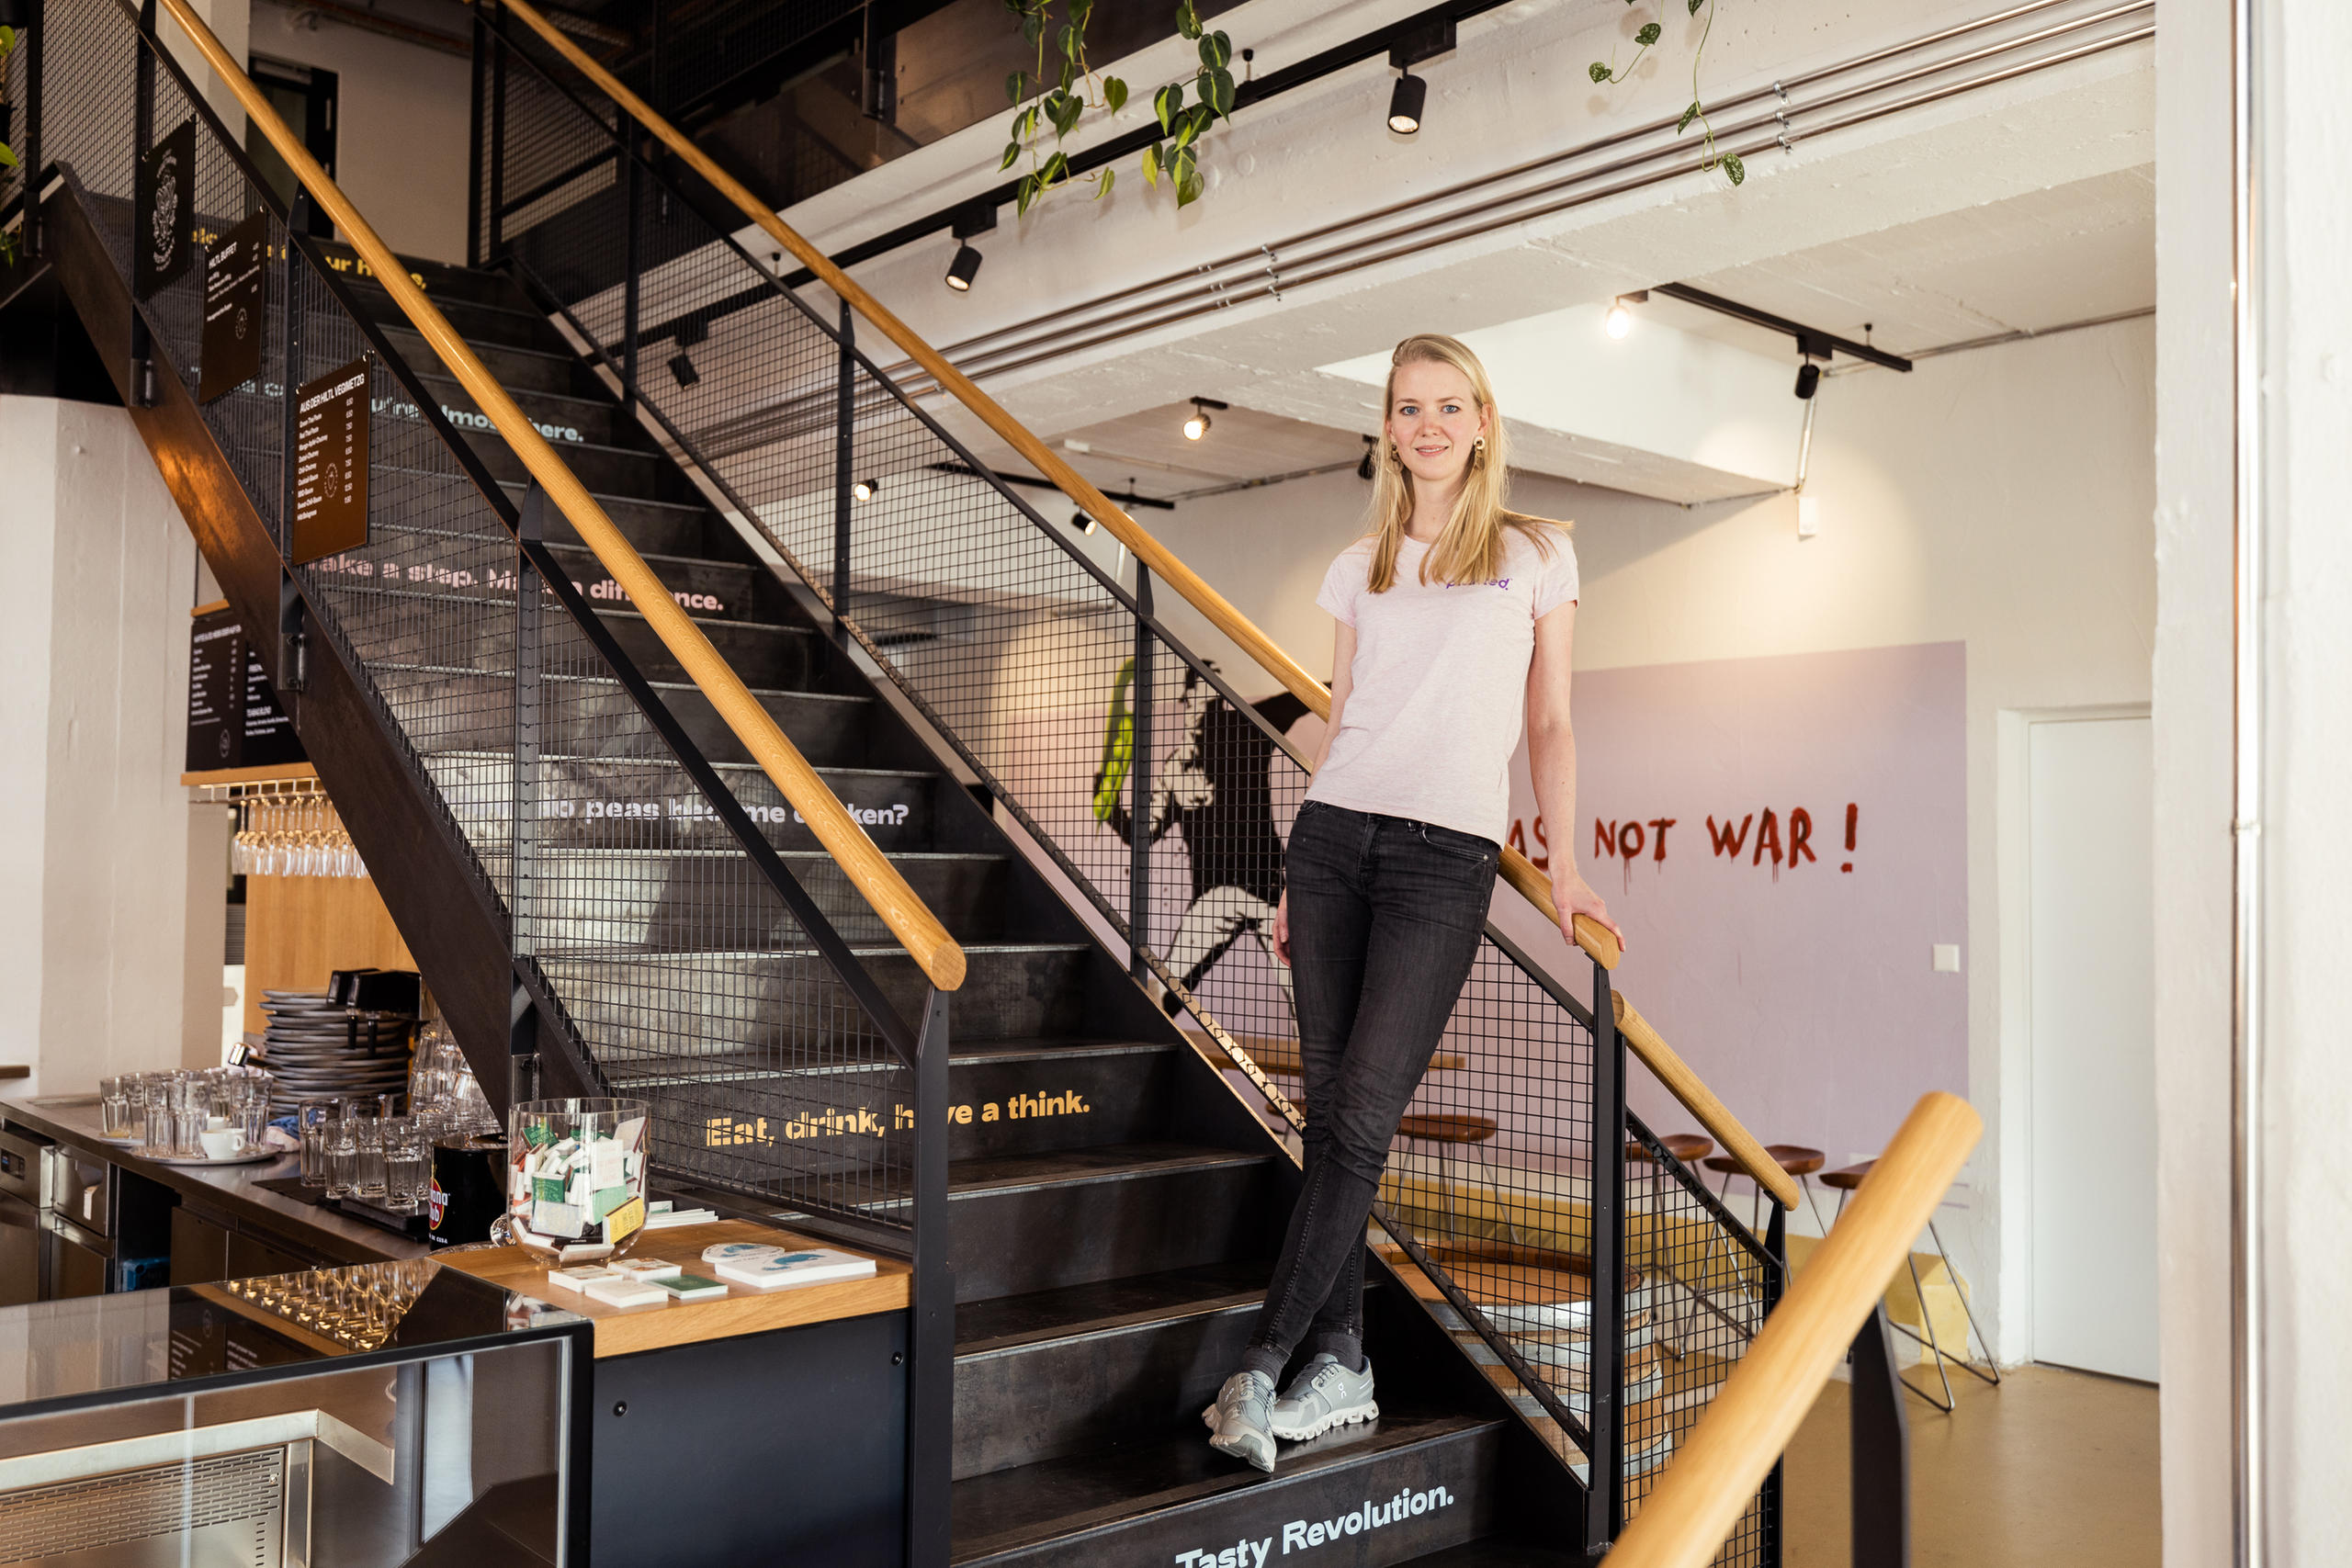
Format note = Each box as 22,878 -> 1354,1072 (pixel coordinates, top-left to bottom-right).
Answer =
1782,1362 -> 2161,1567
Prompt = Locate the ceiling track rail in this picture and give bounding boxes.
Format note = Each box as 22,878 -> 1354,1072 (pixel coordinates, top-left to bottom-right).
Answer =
865,0 -> 2153,396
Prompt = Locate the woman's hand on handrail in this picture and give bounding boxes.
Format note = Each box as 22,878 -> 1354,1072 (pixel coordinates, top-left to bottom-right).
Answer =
1551,866 -> 1623,954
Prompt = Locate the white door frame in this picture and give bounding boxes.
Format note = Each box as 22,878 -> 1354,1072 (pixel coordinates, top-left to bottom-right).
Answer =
1994,702 -> 2154,1370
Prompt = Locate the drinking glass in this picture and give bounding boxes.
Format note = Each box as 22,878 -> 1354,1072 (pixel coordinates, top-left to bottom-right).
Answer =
325,1115 -> 359,1200
139,1088 -> 177,1158
382,1118 -> 429,1213
351,1109 -> 387,1200
298,1102 -> 334,1187
97,1077 -> 131,1138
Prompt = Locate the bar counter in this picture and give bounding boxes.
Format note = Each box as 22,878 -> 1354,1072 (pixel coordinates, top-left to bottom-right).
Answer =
3,1093 -> 430,1266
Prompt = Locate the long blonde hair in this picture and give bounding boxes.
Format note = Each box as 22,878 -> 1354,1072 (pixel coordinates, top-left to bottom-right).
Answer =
1364,333 -> 1561,592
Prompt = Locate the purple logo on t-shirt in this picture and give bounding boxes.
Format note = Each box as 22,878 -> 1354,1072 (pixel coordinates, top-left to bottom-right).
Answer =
1442,576 -> 1510,590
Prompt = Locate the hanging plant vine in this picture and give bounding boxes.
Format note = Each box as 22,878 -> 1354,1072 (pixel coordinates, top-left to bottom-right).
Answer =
1589,0 -> 1744,187
1000,0 -> 1238,214
0,26 -> 21,265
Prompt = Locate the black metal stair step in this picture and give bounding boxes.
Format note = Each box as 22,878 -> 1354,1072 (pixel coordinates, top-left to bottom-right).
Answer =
951,1261 -> 1274,1482
497,847 -> 1011,943
417,369 -> 632,446
419,750 -> 933,849
956,1260 -> 1271,1357
1385,1542 -> 1581,1568
378,663 -> 873,766
948,1410 -> 1503,1568
379,321 -> 599,398
950,1142 -> 1270,1199
493,479 -> 719,558
339,254 -> 538,311
352,522 -> 763,622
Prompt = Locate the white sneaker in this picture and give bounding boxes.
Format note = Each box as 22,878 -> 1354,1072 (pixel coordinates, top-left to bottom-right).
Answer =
1270,1354 -> 1378,1441
1204,1371 -> 1279,1473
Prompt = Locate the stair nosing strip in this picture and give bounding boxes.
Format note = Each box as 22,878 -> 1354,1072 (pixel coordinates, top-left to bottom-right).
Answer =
956,1292 -> 1264,1362
947,1149 -> 1271,1200
379,661 -> 865,704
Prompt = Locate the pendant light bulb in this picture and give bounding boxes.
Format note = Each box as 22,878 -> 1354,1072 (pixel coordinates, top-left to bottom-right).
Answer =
1606,299 -> 1634,339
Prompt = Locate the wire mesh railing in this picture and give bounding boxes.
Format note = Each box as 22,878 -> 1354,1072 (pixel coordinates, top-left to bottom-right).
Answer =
479,8 -> 1784,1554
30,0 -> 934,1236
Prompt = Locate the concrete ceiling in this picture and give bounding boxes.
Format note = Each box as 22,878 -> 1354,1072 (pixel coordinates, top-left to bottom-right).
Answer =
976,164 -> 2155,502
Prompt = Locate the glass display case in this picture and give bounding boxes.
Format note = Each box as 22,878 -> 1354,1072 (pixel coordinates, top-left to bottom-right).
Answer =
0,1259 -> 591,1567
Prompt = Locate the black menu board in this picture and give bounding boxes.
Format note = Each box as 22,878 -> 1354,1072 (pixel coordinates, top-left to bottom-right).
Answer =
134,118 -> 197,299
187,607 -> 307,773
186,614 -> 242,771
198,209 -> 268,402
291,356 -> 371,565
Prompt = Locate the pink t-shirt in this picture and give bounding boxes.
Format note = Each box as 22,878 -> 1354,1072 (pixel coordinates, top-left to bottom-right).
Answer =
1306,525 -> 1579,843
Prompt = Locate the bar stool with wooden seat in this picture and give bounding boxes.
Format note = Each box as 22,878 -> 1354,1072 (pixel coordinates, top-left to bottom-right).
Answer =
1825,1159 -> 2000,1412
1397,1113 -> 1504,1247
1702,1144 -> 1830,1234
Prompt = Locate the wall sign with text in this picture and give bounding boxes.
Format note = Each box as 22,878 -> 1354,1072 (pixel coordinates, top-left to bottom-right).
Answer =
135,118 -> 197,299
291,356 -> 371,565
198,210 -> 268,402
187,608 -> 306,773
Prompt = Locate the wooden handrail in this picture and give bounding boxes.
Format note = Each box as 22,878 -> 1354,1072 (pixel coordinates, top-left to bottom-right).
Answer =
158,0 -> 964,994
485,0 -> 1844,1206
1613,994 -> 1801,1212
1605,1091 -> 1983,1568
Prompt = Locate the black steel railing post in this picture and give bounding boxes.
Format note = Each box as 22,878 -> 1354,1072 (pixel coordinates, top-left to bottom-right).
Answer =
1584,956 -> 1627,1553
1764,1201 -> 1789,1568
832,299 -> 854,645
1128,568 -> 1152,982
18,0 -> 41,261
907,987 -> 954,1568
274,194 -> 308,696
619,121 -> 639,415
128,0 -> 155,401
466,2 -> 486,265
487,12 -> 506,261
514,482 -> 547,961
1850,1302 -> 1910,1568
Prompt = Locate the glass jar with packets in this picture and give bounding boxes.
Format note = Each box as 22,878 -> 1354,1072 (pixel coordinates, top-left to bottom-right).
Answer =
492,1099 -> 651,1263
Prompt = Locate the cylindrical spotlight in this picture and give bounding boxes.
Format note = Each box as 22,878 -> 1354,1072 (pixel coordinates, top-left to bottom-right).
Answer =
1071,511 -> 1099,536
945,243 -> 983,292
852,478 -> 878,502
1387,72 -> 1427,135
1182,408 -> 1212,441
1794,362 -> 1821,400
1606,300 -> 1634,339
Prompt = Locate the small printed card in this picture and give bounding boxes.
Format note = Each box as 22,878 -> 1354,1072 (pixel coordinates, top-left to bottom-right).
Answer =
702,1244 -> 878,1292
583,1275 -> 669,1308
657,1274 -> 729,1302
612,1258 -> 681,1280
545,1264 -> 616,1294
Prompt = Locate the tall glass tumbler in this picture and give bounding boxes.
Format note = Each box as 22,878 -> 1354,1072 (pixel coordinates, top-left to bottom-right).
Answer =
298,1102 -> 334,1188
382,1118 -> 428,1213
325,1115 -> 358,1200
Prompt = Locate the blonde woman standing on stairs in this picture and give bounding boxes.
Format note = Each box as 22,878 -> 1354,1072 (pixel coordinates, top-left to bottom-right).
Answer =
1204,333 -> 1623,1472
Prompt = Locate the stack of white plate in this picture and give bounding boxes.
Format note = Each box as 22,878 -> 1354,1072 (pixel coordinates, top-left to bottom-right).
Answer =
254,990 -> 416,1114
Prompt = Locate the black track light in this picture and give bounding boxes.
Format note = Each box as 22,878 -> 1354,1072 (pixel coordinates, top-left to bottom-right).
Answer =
853,478 -> 878,502
1794,361 -> 1821,400
667,353 -> 700,389
1070,511 -> 1098,536
945,243 -> 983,292
944,200 -> 998,293
1182,396 -> 1227,442
1387,72 -> 1427,134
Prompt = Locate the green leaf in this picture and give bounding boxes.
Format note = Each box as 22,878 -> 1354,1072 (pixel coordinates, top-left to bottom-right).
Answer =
1172,112 -> 1198,152
1154,82 -> 1182,133
1015,105 -> 1041,140
1176,0 -> 1202,40
1041,150 -> 1070,185
0,142 -> 16,171
1,26 -> 16,49
1172,144 -> 1197,191
1177,168 -> 1204,208
1103,75 -> 1129,112
1021,10 -> 1042,45
1057,21 -> 1079,59
1016,173 -> 1038,216
1677,100 -> 1700,133
1142,141 -> 1162,186
1204,67 -> 1235,118
1094,165 -> 1115,199
1048,92 -> 1084,138
1001,140 -> 1023,170
1006,70 -> 1026,104
1690,0 -> 1705,13
1635,21 -> 1660,44
1057,58 -> 1077,92
1198,29 -> 1230,69
1721,152 -> 1745,186
1589,62 -> 1611,83
1069,0 -> 1092,22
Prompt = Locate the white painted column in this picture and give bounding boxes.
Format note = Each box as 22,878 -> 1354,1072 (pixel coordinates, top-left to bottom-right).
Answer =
2156,1 -> 2352,1562
0,396 -> 204,1095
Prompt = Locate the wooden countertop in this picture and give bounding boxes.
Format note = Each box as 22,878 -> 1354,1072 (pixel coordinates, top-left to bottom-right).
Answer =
442,1218 -> 909,1358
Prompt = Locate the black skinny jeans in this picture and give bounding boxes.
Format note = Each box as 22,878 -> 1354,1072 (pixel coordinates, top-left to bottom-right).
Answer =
1239,802 -> 1498,1382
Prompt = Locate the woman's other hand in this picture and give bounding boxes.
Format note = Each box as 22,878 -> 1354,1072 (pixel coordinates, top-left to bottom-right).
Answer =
1551,870 -> 1624,953
1272,892 -> 1292,965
